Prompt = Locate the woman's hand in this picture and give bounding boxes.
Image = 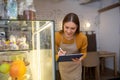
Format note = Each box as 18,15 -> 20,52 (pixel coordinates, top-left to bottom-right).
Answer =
58,48 -> 66,56
72,57 -> 83,62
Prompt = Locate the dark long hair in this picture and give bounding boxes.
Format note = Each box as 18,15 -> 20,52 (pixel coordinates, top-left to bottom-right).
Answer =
60,13 -> 80,34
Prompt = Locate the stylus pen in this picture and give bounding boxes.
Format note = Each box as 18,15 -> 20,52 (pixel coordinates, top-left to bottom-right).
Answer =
59,48 -> 62,51
59,48 -> 66,55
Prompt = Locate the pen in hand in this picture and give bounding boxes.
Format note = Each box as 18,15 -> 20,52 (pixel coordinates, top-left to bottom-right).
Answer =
58,48 -> 66,56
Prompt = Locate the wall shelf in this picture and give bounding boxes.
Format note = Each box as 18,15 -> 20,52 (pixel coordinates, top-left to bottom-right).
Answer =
98,2 -> 120,13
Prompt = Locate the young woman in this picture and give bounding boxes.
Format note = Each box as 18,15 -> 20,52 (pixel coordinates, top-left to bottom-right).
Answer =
55,13 -> 88,80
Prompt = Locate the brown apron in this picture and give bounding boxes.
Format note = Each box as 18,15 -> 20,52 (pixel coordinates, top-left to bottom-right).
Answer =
58,37 -> 82,80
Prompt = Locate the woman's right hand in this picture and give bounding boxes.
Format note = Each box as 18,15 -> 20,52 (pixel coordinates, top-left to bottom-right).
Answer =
58,48 -> 66,56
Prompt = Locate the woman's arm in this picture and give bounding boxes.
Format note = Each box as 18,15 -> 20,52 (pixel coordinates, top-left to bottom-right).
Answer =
75,33 -> 88,61
80,35 -> 88,61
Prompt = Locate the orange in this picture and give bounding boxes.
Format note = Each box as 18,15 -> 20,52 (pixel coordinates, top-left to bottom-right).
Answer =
9,60 -> 26,78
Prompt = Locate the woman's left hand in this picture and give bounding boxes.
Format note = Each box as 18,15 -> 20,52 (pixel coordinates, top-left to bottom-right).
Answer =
72,57 -> 83,62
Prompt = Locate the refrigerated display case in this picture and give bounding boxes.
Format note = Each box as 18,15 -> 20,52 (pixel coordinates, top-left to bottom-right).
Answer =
0,20 -> 55,80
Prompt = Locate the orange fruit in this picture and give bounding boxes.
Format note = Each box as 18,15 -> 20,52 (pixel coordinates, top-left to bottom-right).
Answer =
9,60 -> 26,78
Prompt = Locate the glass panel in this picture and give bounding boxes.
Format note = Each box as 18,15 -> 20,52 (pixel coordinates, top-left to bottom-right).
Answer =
34,34 -> 37,49
40,26 -> 51,49
0,20 -> 32,51
33,21 -> 55,80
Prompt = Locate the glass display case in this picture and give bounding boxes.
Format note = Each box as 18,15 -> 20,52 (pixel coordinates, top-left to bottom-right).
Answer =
0,20 -> 55,80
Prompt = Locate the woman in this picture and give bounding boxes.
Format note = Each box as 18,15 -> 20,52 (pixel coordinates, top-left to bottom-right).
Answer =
55,13 -> 88,80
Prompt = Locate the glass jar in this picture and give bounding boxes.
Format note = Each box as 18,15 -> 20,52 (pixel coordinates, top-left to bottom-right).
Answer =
23,10 -> 36,20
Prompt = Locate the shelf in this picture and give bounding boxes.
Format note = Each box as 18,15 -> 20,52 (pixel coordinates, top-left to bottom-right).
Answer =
0,49 -> 31,53
98,2 -> 120,13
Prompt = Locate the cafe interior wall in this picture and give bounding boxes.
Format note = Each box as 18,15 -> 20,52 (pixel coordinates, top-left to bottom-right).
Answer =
34,0 -> 120,72
34,0 -> 101,50
99,0 -> 120,72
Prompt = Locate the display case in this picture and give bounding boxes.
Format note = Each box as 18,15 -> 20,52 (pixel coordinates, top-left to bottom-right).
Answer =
0,20 -> 55,80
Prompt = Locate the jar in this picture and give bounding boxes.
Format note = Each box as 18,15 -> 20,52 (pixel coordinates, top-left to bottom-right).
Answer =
23,10 -> 36,20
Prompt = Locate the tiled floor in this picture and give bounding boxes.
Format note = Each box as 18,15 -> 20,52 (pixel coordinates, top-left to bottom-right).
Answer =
56,68 -> 120,80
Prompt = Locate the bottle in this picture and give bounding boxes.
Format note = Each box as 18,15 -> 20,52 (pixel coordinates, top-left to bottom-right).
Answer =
23,4 -> 36,20
0,0 -> 5,19
7,0 -> 18,19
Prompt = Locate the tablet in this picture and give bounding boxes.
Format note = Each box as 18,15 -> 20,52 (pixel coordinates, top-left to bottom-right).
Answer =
57,53 -> 83,62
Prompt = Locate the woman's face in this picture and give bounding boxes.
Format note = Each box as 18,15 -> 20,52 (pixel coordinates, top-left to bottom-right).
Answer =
63,21 -> 77,38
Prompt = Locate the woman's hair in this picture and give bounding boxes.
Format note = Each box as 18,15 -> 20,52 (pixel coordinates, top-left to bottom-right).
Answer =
60,13 -> 80,34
